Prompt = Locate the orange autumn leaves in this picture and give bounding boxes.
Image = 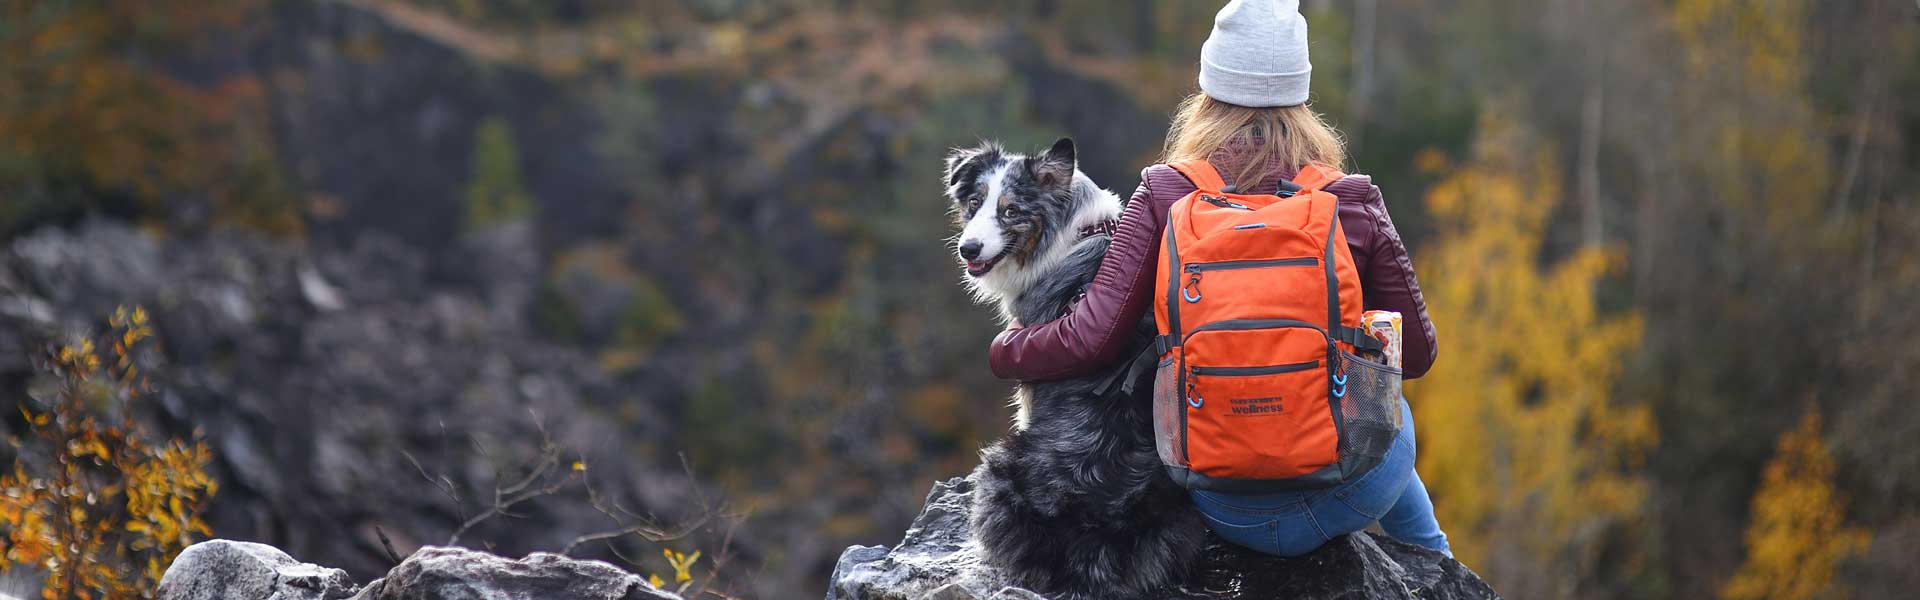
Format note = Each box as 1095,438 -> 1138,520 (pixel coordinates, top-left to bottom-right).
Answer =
0,307 -> 218,600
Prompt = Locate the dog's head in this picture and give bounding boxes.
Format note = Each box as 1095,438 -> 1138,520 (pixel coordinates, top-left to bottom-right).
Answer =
942,138 -> 1081,291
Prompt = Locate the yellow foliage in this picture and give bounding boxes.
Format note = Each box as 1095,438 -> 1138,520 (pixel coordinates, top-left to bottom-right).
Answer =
665,547 -> 701,583
1669,0 -> 1830,232
0,306 -> 219,599
1721,410 -> 1870,600
1408,113 -> 1653,578
648,547 -> 702,594
1670,0 -> 1807,91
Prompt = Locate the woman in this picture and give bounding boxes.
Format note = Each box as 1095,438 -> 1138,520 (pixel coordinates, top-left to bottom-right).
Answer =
988,0 -> 1451,557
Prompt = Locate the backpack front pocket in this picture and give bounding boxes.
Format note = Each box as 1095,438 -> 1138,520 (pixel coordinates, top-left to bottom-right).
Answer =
1179,322 -> 1340,480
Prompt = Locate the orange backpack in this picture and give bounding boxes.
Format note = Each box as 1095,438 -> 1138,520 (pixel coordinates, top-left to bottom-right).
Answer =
1151,159 -> 1403,492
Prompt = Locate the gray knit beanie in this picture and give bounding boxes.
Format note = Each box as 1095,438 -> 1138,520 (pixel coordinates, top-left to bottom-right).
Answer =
1199,0 -> 1312,108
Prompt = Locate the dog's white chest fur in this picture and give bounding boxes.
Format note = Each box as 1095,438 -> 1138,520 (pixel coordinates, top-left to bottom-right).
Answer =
974,172 -> 1121,430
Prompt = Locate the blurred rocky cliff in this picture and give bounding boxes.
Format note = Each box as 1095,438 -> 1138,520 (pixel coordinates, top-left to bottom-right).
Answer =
0,219 -> 710,582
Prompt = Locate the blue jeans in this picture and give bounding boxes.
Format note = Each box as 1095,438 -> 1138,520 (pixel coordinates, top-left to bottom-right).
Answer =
1190,398 -> 1451,557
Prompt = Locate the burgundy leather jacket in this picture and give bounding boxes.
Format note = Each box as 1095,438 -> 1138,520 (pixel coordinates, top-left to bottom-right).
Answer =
988,155 -> 1438,381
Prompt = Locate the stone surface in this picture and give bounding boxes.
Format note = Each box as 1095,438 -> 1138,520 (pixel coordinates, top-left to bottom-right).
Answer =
828,477 -> 1502,600
156,540 -> 358,600
827,478 -> 1016,600
353,545 -> 680,600
157,540 -> 683,600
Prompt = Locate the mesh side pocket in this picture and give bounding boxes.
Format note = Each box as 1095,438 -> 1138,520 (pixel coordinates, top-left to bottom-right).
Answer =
1336,350 -> 1402,461
1152,356 -> 1186,469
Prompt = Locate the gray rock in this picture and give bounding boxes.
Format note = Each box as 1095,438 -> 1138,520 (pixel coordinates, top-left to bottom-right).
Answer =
158,541 -> 684,600
352,546 -> 680,600
828,477 -> 1501,600
156,540 -> 357,600
298,264 -> 347,311
827,478 -> 1015,600
443,219 -> 540,321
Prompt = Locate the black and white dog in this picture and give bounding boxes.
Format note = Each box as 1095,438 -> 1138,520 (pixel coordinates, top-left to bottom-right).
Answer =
943,138 -> 1206,599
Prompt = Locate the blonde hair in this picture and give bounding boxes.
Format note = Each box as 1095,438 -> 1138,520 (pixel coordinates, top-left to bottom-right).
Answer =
1160,93 -> 1346,191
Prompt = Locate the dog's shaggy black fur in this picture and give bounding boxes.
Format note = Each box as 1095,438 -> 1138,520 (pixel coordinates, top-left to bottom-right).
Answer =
944,139 -> 1207,600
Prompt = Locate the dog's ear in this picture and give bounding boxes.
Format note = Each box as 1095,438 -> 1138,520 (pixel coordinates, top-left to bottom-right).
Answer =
1031,137 -> 1076,188
944,143 -> 1001,201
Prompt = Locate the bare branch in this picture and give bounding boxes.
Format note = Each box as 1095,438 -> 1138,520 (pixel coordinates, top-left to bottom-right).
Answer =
559,514 -> 709,556
402,450 -> 463,511
374,524 -> 403,566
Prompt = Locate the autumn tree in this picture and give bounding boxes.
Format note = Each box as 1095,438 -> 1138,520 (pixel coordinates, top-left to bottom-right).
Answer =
0,1 -> 295,235
1408,111 -> 1653,598
1721,410 -> 1870,600
0,307 -> 219,599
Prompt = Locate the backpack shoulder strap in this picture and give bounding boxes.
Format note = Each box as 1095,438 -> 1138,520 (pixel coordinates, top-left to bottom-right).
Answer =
1295,162 -> 1382,353
1292,163 -> 1347,192
1167,160 -> 1227,193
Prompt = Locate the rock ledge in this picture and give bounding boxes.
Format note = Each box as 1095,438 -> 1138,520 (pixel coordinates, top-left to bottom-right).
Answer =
827,476 -> 1501,600
157,539 -> 681,600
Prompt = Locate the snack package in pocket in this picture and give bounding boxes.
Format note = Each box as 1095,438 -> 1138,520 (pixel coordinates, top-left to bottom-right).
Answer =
1360,310 -> 1403,370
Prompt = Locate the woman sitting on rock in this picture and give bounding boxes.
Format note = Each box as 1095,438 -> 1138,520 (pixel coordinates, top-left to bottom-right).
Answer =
988,0 -> 1452,558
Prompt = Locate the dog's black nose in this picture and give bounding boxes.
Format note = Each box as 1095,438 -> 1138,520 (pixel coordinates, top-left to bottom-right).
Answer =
959,241 -> 983,261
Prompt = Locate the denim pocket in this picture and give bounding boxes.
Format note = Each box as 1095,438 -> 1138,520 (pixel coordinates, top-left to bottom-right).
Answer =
1199,510 -> 1278,554
1334,485 -> 1398,521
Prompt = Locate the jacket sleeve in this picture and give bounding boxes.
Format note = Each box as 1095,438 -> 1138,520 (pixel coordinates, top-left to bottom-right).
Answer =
988,172 -> 1165,381
1345,184 -> 1438,379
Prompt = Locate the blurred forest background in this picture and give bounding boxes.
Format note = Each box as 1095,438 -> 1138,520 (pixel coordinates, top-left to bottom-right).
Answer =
1,1 -> 1917,599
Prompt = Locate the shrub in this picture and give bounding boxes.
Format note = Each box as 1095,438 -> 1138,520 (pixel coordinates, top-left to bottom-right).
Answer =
0,306 -> 218,599
1722,410 -> 1870,600
462,116 -> 535,231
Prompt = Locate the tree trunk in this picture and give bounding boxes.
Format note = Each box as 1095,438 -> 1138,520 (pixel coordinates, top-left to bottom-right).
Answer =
1576,0 -> 1606,247
1578,56 -> 1605,247
1345,0 -> 1378,143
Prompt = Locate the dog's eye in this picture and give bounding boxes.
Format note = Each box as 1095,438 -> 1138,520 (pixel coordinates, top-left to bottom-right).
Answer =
1001,206 -> 1022,219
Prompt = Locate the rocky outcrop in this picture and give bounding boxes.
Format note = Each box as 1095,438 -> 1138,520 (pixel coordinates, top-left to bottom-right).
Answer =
157,541 -> 357,600
828,477 -> 1501,600
158,539 -> 681,600
0,220 -> 702,580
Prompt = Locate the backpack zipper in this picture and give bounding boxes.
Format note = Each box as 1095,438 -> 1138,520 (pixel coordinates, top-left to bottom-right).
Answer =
1182,318 -> 1327,344
1181,258 -> 1320,303
1184,258 -> 1319,273
1186,361 -> 1317,409
1191,360 -> 1320,377
1199,194 -> 1253,210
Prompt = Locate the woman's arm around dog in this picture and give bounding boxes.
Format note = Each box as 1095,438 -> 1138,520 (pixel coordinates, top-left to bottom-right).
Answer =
988,167 -> 1170,381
